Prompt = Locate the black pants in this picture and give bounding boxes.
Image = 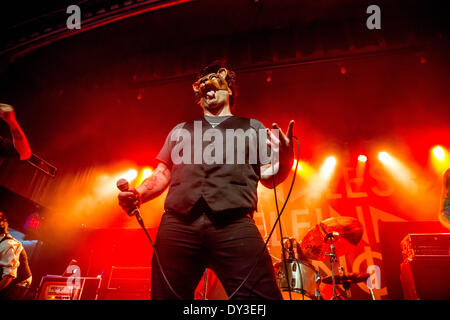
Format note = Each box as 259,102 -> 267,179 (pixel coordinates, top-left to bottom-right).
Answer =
151,204 -> 282,300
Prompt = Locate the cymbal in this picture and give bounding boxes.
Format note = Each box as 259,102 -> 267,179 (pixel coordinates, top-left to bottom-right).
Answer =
300,217 -> 363,261
322,272 -> 370,285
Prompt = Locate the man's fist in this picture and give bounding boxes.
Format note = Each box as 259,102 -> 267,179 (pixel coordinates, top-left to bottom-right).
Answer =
118,187 -> 141,214
0,103 -> 16,124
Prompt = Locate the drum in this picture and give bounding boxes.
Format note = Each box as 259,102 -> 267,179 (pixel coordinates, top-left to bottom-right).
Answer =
274,259 -> 320,300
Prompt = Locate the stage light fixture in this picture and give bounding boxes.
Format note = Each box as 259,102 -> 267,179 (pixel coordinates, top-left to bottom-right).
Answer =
291,160 -> 316,181
122,169 -> 138,182
432,146 -> 446,162
303,156 -> 338,203
317,156 -> 337,182
378,151 -> 417,191
321,156 -> 337,176
142,168 -> 153,180
292,159 -> 300,170
358,154 -> 367,163
378,151 -> 391,163
430,145 -> 449,174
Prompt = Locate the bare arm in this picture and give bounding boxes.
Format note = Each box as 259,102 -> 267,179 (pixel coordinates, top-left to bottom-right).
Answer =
0,104 -> 32,160
136,162 -> 171,203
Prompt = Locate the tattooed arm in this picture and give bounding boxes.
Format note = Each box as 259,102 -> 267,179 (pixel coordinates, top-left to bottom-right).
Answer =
0,104 -> 32,160
136,162 -> 171,202
118,162 -> 171,213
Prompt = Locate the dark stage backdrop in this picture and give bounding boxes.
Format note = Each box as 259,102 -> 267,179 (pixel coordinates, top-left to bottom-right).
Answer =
0,0 -> 448,300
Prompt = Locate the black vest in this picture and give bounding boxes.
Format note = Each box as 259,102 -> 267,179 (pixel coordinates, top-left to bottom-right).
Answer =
164,116 -> 263,215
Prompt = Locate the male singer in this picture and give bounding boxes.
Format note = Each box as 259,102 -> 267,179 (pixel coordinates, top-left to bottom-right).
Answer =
118,61 -> 294,299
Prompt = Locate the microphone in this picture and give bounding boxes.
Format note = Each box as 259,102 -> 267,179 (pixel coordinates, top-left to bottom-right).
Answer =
325,231 -> 340,242
116,178 -> 140,217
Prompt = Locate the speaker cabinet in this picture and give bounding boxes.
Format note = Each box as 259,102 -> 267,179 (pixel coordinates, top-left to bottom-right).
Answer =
400,256 -> 450,300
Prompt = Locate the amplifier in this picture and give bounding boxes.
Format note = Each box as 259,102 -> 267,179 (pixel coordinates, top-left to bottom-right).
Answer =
101,266 -> 151,300
400,256 -> 450,300
401,233 -> 450,261
36,275 -> 102,300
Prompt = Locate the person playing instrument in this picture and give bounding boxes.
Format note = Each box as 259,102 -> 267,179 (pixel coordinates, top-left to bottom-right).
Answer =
0,103 -> 31,160
439,169 -> 450,230
0,212 -> 32,300
118,60 -> 295,299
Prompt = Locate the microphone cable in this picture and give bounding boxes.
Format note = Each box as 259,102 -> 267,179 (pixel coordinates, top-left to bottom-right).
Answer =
227,135 -> 300,300
133,213 -> 183,300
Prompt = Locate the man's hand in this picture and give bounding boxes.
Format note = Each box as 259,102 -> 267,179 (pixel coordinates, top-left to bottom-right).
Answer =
260,120 -> 295,188
117,162 -> 171,213
0,103 -> 17,125
267,120 -> 294,157
118,187 -> 141,215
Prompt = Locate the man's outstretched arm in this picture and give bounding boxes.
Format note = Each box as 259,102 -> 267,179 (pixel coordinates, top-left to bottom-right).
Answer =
0,104 -> 32,160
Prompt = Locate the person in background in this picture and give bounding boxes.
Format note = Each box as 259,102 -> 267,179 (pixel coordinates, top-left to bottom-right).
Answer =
0,212 -> 32,299
439,169 -> 450,230
0,103 -> 31,160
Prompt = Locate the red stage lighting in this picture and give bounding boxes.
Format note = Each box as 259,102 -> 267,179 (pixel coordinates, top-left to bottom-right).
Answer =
378,151 -> 391,163
303,156 -> 337,203
432,146 -> 446,162
430,145 -> 449,174
378,151 -> 417,191
142,168 -> 153,180
24,213 -> 41,230
120,169 -> 138,182
321,156 -> 337,177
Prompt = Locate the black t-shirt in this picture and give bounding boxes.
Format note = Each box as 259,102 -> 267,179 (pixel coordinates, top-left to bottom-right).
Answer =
0,136 -> 19,159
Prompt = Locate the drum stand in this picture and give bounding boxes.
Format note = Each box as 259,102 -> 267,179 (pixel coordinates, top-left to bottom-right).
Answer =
338,266 -> 351,299
314,272 -> 322,300
324,233 -> 339,300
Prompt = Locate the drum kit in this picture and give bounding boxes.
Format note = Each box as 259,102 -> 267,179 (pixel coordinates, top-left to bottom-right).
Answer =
273,216 -> 372,300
